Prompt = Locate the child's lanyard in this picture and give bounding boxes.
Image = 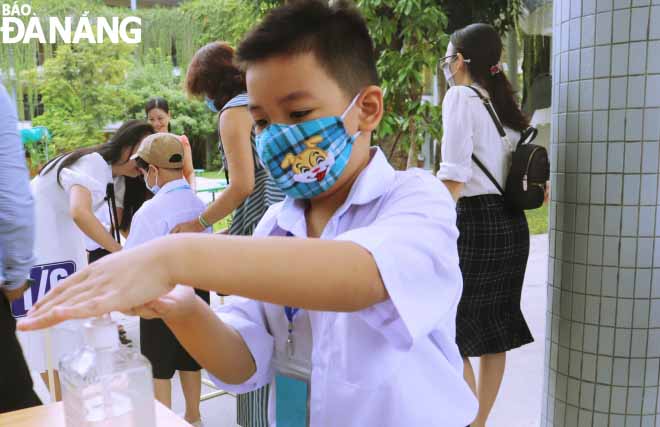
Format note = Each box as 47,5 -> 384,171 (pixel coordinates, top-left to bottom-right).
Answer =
285,306 -> 299,357
165,184 -> 191,193
285,231 -> 299,357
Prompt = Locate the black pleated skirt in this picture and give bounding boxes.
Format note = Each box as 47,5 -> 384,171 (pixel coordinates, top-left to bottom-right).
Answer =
455,195 -> 534,357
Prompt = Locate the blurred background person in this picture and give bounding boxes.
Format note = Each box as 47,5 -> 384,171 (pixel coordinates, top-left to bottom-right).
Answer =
0,82 -> 41,413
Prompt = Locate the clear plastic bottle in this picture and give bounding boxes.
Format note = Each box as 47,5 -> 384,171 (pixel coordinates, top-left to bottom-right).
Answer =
59,316 -> 156,427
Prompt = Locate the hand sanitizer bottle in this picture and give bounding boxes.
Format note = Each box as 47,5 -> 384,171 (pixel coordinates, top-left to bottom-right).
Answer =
59,316 -> 156,427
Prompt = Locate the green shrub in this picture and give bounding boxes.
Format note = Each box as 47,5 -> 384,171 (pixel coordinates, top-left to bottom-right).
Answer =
121,50 -> 219,168
28,42 -> 134,152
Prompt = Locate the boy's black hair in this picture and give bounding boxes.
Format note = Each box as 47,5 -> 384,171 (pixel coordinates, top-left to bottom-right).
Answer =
236,0 -> 379,97
135,157 -> 150,171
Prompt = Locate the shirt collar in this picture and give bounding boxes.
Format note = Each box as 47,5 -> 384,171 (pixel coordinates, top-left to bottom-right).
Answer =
157,178 -> 189,194
275,147 -> 395,235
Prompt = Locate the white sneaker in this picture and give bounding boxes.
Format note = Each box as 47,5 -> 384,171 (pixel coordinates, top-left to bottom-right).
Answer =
176,412 -> 204,427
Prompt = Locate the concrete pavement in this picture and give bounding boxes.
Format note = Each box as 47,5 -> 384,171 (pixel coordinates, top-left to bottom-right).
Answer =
476,234 -> 548,427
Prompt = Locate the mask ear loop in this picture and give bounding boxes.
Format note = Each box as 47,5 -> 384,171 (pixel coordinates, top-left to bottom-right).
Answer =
148,165 -> 159,188
340,92 -> 364,141
340,92 -> 362,121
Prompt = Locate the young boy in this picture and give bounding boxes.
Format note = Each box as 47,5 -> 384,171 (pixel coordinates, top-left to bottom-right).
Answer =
20,1 -> 478,425
126,133 -> 210,427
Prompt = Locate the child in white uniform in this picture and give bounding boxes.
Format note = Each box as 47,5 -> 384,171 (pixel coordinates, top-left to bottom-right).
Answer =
19,2 -> 478,425
125,133 -> 210,426
21,120 -> 152,401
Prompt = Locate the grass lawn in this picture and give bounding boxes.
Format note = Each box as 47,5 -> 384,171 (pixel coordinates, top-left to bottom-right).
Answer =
526,204 -> 549,235
213,216 -> 232,233
194,170 -> 230,231
198,170 -> 224,180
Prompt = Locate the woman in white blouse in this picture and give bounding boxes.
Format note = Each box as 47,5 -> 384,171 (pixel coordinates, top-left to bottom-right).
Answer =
19,120 -> 154,401
437,23 -> 533,427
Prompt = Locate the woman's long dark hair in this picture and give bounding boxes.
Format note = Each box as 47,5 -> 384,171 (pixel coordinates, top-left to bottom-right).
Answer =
145,97 -> 172,132
40,120 -> 155,187
450,23 -> 529,132
120,176 -> 151,232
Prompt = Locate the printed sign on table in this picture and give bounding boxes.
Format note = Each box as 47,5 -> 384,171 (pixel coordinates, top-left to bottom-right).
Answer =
11,261 -> 76,318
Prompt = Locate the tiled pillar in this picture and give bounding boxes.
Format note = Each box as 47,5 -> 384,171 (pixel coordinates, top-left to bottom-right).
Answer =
543,1 -> 660,426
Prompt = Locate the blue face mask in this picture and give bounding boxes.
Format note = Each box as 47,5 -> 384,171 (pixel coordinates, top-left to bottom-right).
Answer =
144,166 -> 160,194
256,94 -> 361,200
205,96 -> 218,113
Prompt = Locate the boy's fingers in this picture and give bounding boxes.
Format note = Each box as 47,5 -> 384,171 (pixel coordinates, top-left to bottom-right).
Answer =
18,306 -> 69,330
29,278 -> 105,320
54,296 -> 115,321
28,282 -> 90,318
47,288 -> 101,314
30,269 -> 90,313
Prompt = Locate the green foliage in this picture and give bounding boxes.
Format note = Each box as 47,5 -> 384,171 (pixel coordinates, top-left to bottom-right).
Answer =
525,203 -> 548,235
8,0 -> 506,172
437,0 -> 524,35
133,7 -> 200,70
121,50 -> 218,168
359,0 -> 447,162
0,0 -> 111,118
28,0 -> 105,16
179,0 -> 259,47
28,41 -> 134,153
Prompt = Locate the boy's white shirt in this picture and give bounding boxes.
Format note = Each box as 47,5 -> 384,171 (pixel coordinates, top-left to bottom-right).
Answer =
211,147 -> 478,427
124,178 -> 209,250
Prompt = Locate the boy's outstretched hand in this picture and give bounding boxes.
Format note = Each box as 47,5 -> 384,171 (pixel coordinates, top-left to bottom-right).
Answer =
17,239 -> 175,331
123,285 -> 198,322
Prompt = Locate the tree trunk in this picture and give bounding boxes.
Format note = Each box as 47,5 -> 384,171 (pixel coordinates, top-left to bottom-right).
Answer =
521,34 -> 552,115
434,64 -> 448,174
506,28 -> 520,94
378,134 -> 407,171
205,136 -> 214,170
406,118 -> 418,169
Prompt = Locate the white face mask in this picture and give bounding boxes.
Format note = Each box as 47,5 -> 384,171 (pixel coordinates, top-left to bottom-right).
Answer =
144,166 -> 160,194
443,61 -> 457,87
442,54 -> 470,87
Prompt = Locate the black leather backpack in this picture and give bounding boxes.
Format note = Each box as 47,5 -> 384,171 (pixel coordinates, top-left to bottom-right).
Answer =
465,86 -> 550,211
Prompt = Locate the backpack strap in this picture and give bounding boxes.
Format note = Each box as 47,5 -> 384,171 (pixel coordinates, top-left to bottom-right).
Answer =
518,126 -> 538,148
471,154 -> 505,196
105,183 -> 121,243
464,85 -> 507,138
464,85 -> 506,195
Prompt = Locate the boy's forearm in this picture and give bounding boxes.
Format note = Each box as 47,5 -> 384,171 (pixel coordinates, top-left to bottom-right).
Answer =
160,234 -> 387,312
164,296 -> 257,384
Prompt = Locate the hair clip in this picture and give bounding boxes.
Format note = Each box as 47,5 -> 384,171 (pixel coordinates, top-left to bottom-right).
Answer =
489,63 -> 502,76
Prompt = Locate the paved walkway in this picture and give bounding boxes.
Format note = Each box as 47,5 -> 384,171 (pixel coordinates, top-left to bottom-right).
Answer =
32,234 -> 550,427
195,176 -> 225,205
478,233 -> 548,427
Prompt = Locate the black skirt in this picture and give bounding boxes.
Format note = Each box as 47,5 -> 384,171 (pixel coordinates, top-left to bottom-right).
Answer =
140,289 -> 210,379
455,195 -> 533,357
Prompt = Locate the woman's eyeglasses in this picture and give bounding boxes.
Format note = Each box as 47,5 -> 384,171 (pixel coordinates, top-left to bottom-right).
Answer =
439,54 -> 471,67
